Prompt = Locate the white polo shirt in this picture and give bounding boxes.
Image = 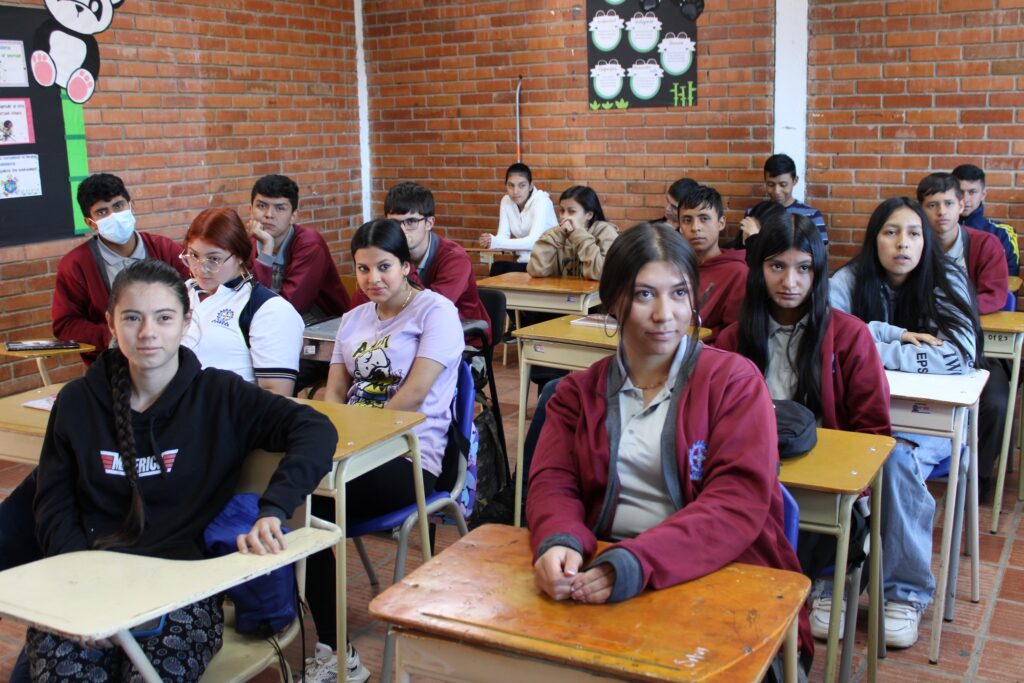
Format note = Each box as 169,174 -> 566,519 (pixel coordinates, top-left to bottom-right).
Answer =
182,275 -> 303,383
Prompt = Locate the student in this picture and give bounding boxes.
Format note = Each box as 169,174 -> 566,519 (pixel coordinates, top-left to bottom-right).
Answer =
181,208 -> 305,397
302,219 -> 464,683
52,173 -> 189,365
728,199 -> 787,255
952,163 -> 1018,275
917,173 -> 1009,495
248,174 -> 350,325
677,184 -> 747,342
716,212 -> 890,642
27,259 -> 336,681
527,185 -> 619,280
830,197 -> 982,648
917,172 -> 1008,314
479,162 -> 558,273
351,182 -> 490,338
526,222 -> 812,673
657,177 -> 698,228
761,154 -> 828,245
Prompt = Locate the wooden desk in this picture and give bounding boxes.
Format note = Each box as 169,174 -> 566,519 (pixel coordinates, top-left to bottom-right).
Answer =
477,272 -> 601,316
293,399 -> 430,659
0,383 -> 62,464
1008,275 -> 1022,293
510,316 -> 710,527
0,386 -> 431,664
464,246 -> 518,266
979,311 -> 1024,526
885,369 -> 989,664
779,429 -> 895,683
370,525 -> 810,683
0,342 -> 94,384
0,524 -> 341,683
301,316 -> 343,362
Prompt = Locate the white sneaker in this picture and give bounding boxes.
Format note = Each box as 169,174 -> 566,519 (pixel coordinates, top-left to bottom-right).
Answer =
345,642 -> 370,683
884,600 -> 922,649
809,595 -> 846,641
298,642 -> 337,683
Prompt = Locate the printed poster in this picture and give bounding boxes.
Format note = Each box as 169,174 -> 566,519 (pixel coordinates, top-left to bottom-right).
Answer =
0,98 -> 34,144
587,0 -> 699,110
0,40 -> 28,87
0,154 -> 42,199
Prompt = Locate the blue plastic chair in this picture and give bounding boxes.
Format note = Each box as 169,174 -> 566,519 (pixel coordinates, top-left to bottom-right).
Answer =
348,360 -> 476,682
780,483 -> 799,551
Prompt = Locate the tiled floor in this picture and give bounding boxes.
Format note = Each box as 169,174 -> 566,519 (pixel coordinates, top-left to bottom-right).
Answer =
2,344 -> 1024,681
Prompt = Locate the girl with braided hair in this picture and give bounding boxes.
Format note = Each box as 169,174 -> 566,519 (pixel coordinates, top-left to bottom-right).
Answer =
25,259 -> 337,682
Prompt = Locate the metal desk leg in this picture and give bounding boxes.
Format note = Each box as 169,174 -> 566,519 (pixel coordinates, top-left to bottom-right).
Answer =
823,496 -> 853,683
513,337 -> 530,527
930,408 -> 965,664
335,463 -> 348,665
406,433 -> 432,561
113,629 -> 161,683
35,357 -> 51,385
784,614 -> 799,683
867,469 -> 883,681
992,334 -> 1022,529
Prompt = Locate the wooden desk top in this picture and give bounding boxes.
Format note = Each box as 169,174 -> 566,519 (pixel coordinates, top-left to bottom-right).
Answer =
0,525 -> 340,641
370,525 -> 810,682
0,383 -> 62,438
513,315 -> 711,348
779,428 -> 895,495
980,310 -> 1024,334
294,399 -> 424,461
477,272 -> 600,295
885,369 -> 990,406
1009,276 -> 1022,293
0,386 -> 423,465
0,342 -> 95,360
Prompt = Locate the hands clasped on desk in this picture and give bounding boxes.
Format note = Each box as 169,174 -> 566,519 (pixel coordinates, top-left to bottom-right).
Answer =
534,546 -> 617,604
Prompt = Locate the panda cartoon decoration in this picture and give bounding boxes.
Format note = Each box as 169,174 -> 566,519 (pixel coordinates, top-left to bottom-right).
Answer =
30,0 -> 123,104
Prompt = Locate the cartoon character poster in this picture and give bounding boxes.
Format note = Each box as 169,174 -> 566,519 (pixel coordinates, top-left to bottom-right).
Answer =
587,0 -> 701,111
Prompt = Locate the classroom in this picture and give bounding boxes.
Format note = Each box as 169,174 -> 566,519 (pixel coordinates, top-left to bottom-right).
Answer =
0,0 -> 1023,681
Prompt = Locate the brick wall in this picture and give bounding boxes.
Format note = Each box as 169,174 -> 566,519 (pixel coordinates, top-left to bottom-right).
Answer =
362,0 -> 777,244
0,0 -> 361,397
807,0 -> 1024,270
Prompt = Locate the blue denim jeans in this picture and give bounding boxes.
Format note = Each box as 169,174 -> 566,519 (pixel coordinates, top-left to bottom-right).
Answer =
881,432 -> 955,609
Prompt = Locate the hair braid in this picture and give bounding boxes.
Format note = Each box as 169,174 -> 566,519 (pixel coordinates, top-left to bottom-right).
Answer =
93,349 -> 146,550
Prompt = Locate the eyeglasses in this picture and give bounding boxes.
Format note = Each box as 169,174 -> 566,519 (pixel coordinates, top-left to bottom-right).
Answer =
396,216 -> 427,230
180,250 -> 230,273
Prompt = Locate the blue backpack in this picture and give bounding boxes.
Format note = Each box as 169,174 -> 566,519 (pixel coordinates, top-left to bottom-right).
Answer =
203,493 -> 296,636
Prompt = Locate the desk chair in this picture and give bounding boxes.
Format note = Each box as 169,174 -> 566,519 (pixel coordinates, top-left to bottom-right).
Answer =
464,289 -> 510,475
0,451 -> 340,683
347,361 -> 476,683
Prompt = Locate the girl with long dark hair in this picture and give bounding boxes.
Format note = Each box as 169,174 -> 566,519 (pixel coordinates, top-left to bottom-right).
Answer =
526,185 -> 618,280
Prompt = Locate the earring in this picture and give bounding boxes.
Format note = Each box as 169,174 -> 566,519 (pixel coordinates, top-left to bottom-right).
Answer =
602,312 -> 617,338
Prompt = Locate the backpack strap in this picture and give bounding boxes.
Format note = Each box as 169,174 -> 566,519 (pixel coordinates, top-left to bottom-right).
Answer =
238,278 -> 278,349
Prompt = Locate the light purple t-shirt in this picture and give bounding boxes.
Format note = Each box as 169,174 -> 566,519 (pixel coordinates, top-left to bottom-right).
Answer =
331,289 -> 463,477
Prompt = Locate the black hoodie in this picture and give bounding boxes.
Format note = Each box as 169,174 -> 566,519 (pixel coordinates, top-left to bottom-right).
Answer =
34,348 -> 336,560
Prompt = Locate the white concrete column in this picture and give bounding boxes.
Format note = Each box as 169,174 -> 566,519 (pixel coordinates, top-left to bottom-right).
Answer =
773,0 -> 809,201
355,0 -> 372,221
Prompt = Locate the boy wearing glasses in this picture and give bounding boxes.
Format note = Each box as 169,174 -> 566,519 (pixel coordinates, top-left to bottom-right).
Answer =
51,173 -> 189,365
354,182 -> 490,338
246,174 -> 350,326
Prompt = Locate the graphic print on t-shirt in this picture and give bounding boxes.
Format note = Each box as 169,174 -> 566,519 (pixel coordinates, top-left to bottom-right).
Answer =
351,335 -> 403,407
100,449 -> 178,477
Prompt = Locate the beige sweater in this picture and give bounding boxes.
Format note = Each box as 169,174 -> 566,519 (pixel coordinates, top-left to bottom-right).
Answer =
526,220 -> 619,280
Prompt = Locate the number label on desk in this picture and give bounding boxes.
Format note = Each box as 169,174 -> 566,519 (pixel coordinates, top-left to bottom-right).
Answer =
532,343 -> 546,353
565,295 -> 578,303
984,332 -> 1015,355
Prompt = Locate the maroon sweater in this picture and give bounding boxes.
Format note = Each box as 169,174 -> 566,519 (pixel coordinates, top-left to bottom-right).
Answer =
527,346 -> 812,656
52,232 -> 188,365
717,309 -> 892,436
961,225 -> 1009,315
251,224 -> 350,320
698,248 -> 748,343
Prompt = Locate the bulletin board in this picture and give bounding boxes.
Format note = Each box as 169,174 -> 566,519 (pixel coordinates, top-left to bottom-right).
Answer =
587,0 -> 699,111
0,4 -> 88,248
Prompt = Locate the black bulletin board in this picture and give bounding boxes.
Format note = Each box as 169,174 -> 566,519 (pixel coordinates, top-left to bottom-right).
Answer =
0,4 -> 82,248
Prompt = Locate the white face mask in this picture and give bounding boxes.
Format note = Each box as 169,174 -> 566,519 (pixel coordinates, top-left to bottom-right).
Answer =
95,209 -> 137,245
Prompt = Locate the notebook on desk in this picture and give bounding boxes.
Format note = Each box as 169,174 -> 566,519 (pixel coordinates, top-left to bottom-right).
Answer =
5,340 -> 80,351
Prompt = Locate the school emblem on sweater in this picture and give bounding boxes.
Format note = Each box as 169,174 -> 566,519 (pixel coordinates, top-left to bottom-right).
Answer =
688,440 -> 706,481
213,307 -> 234,328
100,449 -> 177,477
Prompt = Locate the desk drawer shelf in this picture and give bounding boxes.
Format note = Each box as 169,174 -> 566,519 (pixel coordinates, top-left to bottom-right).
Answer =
984,332 -> 1016,358
890,398 -> 957,434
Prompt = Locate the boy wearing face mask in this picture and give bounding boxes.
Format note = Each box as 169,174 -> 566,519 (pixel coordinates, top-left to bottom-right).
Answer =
51,173 -> 189,365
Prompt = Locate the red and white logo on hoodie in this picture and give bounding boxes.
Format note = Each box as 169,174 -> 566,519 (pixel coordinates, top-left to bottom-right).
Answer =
100,450 -> 178,477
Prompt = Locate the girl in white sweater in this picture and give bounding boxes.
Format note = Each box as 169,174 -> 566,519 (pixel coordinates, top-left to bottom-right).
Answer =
480,163 -> 558,271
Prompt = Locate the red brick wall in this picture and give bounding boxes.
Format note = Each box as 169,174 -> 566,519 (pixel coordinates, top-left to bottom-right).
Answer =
362,0 -> 777,244
808,0 -> 1024,270
0,0 -> 361,396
